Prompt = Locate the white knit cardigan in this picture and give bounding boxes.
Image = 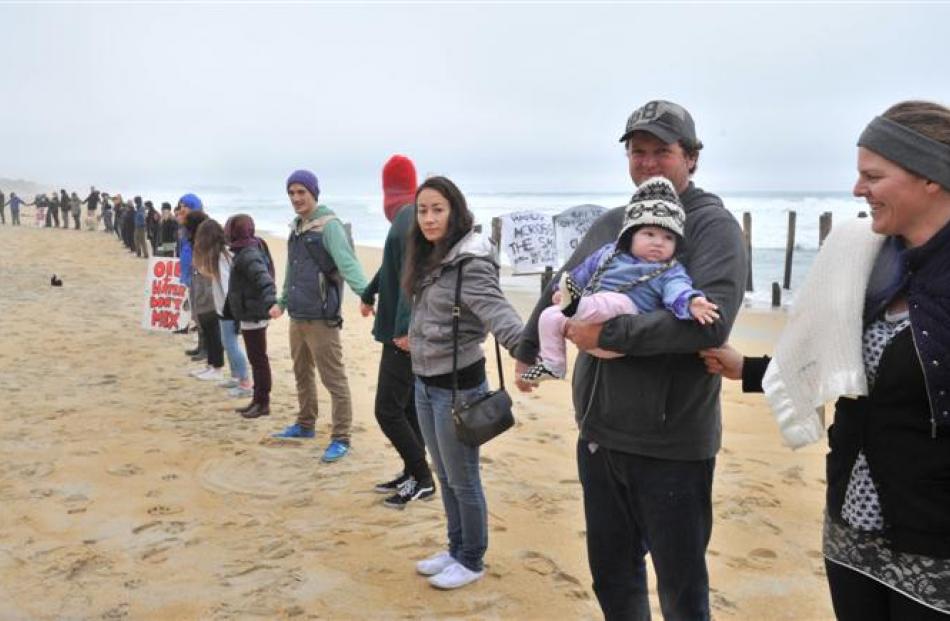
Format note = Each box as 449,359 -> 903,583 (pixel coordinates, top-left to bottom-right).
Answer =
762,218 -> 886,449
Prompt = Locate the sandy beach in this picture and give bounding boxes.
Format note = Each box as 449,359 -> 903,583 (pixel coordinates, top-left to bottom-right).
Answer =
0,221 -> 833,620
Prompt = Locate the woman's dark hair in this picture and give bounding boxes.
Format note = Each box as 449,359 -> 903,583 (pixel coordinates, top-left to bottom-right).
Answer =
882,100 -> 950,147
183,210 -> 208,243
192,218 -> 226,280
402,176 -> 474,296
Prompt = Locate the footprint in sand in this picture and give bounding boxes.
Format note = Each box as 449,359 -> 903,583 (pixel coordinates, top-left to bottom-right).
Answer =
161,473 -> 179,481
107,464 -> 143,477
147,505 -> 183,516
521,551 -> 589,600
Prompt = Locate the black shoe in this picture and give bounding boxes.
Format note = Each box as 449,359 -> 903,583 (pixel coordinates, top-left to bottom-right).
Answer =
240,403 -> 270,419
558,273 -> 583,318
374,472 -> 410,494
190,351 -> 207,362
234,401 -> 256,414
383,478 -> 435,510
185,347 -> 201,356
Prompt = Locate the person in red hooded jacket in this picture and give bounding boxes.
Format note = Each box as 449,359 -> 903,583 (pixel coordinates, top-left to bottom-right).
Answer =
360,155 -> 436,509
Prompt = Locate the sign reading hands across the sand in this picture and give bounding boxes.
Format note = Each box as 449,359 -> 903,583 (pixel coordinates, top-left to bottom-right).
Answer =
500,211 -> 557,274
143,258 -> 191,332
553,204 -> 606,264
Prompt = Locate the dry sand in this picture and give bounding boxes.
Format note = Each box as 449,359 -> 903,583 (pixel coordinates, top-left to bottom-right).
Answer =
0,220 -> 833,620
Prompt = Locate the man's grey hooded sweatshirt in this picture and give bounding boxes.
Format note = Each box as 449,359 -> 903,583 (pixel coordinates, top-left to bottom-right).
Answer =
515,183 -> 747,460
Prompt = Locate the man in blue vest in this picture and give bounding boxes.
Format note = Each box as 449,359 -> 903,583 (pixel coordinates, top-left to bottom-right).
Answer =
270,169 -> 368,463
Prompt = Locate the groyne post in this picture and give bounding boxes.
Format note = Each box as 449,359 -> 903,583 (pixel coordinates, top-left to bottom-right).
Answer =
783,210 -> 796,290
819,212 -> 833,246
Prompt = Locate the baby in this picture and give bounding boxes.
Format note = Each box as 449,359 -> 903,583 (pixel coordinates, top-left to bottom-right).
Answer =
521,176 -> 719,383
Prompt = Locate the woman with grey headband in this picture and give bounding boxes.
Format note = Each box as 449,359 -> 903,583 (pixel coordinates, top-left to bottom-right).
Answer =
701,101 -> 950,619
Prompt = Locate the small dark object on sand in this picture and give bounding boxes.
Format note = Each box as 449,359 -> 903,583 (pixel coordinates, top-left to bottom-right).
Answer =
51,275 -> 63,287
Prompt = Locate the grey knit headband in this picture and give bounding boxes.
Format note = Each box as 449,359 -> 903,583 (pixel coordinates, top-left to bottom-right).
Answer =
858,116 -> 950,191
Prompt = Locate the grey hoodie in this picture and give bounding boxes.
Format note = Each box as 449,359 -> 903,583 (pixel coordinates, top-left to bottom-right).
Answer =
409,231 -> 524,378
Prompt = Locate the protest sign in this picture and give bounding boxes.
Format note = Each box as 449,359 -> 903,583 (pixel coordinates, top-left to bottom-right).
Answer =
500,211 -> 557,274
553,204 -> 607,264
142,258 -> 191,332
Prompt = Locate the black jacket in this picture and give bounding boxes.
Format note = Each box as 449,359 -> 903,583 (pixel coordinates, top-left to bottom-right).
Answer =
228,246 -> 277,322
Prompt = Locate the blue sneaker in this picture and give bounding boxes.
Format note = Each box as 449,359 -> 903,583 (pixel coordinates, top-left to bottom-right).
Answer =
321,439 -> 350,463
272,424 -> 315,439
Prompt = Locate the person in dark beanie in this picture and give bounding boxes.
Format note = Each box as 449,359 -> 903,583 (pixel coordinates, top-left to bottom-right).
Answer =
269,169 -> 368,463
157,202 -> 178,257
46,192 -> 60,228
514,99 -> 746,619
60,189 -> 71,229
359,155 -> 435,508
145,200 -> 161,255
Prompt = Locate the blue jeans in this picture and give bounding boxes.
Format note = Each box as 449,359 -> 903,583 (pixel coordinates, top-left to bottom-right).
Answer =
415,378 -> 488,572
577,439 -> 714,621
219,319 -> 249,381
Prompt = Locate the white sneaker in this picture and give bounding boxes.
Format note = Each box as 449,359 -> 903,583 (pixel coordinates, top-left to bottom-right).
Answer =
188,365 -> 211,377
428,562 -> 485,590
416,551 -> 455,576
217,377 -> 240,388
196,367 -> 225,381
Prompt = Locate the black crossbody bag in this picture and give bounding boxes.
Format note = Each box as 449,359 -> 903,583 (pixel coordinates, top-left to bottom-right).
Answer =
451,260 -> 515,447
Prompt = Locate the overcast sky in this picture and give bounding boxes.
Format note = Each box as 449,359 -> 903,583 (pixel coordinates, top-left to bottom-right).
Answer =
2,2 -> 948,195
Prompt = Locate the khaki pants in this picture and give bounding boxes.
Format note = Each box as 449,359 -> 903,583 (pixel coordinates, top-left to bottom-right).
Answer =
289,319 -> 352,440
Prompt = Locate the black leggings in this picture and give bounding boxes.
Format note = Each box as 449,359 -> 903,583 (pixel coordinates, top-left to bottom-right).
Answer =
196,312 -> 223,369
241,327 -> 271,406
374,344 -> 430,482
826,559 -> 949,620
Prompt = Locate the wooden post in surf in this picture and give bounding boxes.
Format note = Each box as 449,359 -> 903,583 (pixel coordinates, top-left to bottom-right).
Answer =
489,218 -> 501,263
819,212 -> 833,246
858,211 -> 868,218
772,282 -> 782,308
783,210 -> 796,290
742,212 -> 753,292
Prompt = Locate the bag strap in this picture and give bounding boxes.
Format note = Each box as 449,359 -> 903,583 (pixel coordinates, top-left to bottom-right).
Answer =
451,258 -> 506,407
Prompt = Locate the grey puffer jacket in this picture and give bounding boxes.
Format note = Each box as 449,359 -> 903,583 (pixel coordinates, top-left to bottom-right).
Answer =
408,231 -> 523,378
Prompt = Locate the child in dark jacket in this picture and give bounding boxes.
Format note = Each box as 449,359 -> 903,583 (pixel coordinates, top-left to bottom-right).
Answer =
225,214 -> 277,419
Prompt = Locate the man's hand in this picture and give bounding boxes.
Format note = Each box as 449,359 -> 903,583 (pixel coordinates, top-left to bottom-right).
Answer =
392,336 -> 409,351
514,360 -> 536,393
565,320 -> 603,351
360,302 -> 375,318
689,296 -> 720,325
551,290 -> 563,305
268,304 -> 284,319
698,344 -> 744,380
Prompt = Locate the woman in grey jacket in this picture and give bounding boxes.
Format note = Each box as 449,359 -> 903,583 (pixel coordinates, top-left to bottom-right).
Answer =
403,176 -> 523,590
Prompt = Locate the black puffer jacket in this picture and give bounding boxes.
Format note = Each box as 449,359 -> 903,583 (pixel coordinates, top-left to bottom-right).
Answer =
228,246 -> 277,322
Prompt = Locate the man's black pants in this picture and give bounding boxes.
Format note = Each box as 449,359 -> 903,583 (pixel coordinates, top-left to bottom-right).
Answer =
577,439 -> 714,621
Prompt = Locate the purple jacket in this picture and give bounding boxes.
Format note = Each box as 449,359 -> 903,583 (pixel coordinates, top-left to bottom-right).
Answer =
571,243 -> 703,320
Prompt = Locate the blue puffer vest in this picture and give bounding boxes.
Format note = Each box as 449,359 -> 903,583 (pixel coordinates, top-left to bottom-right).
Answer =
286,228 -> 342,323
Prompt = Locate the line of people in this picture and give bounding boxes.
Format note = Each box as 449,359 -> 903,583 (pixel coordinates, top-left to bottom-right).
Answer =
9,95 -> 949,614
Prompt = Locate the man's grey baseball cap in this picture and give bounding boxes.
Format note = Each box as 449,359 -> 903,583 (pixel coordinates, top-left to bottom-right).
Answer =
619,100 -> 702,150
